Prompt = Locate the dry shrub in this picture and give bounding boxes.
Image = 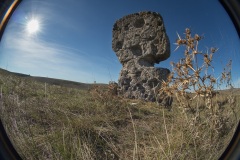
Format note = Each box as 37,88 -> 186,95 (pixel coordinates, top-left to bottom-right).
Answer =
158,28 -> 238,156
89,81 -> 120,103
160,28 -> 234,109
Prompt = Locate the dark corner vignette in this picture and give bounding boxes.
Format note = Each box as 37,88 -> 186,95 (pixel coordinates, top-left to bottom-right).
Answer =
0,0 -> 239,160
0,1 -> 23,160
218,0 -> 240,159
219,0 -> 240,38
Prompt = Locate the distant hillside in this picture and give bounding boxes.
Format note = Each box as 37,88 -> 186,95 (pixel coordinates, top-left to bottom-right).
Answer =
29,76 -> 92,90
218,88 -> 240,95
1,68 -> 239,93
0,68 -> 107,90
0,68 -> 30,77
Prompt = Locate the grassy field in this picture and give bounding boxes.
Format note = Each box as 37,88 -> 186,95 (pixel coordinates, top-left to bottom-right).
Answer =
0,68 -> 239,160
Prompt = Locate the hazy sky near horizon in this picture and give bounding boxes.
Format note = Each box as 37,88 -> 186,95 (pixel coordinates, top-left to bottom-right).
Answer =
0,0 -> 239,86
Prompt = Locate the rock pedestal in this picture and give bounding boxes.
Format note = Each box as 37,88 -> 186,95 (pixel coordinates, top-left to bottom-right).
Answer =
112,11 -> 170,102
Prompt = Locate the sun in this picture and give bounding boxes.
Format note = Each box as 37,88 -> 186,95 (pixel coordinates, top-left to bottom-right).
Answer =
26,19 -> 40,34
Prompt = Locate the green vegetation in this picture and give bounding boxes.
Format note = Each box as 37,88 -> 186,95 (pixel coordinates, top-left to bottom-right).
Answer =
0,29 -> 239,160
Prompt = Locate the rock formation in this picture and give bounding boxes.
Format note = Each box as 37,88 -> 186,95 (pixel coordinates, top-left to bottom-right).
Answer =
112,11 -> 170,102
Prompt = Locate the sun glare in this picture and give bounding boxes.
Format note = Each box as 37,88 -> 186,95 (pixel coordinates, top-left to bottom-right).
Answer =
26,19 -> 40,34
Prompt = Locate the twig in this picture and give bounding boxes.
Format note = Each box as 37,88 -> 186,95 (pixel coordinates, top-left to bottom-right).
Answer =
127,106 -> 138,159
162,109 -> 172,160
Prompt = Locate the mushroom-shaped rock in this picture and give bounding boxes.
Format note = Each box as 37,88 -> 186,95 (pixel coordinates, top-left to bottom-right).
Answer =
112,11 -> 171,102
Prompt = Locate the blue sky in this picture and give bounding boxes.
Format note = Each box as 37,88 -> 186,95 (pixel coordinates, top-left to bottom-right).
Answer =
0,0 -> 239,86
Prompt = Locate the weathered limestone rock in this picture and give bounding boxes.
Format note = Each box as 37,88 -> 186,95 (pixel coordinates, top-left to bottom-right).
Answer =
112,11 -> 170,102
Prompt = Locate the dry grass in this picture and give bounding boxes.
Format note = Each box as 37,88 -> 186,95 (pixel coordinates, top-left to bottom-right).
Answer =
0,70 -> 239,160
0,29 -> 239,160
